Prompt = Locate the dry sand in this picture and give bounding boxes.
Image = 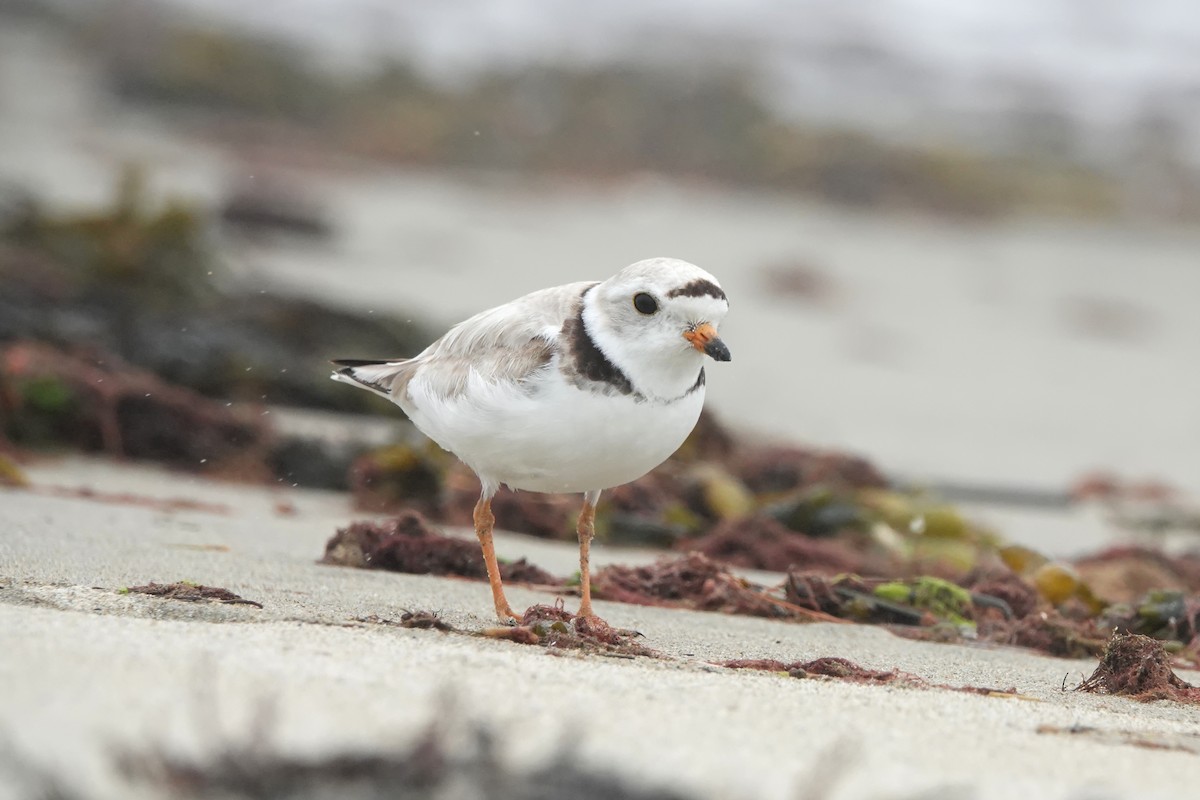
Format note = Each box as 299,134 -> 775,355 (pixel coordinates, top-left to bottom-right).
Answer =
2,457 -> 1199,800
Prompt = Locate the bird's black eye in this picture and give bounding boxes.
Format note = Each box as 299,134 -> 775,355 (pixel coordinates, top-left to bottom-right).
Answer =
633,292 -> 658,315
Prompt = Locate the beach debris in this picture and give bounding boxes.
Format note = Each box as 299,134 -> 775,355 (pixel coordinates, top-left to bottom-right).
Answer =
481,600 -> 657,658
956,566 -> 1110,658
685,515 -> 877,574
873,577 -> 976,628
349,442 -> 450,514
0,176 -> 433,417
670,408 -> 736,463
862,493 -> 1002,574
722,657 -> 1016,696
998,611 -> 1109,659
870,564 -> 1114,658
601,511 -> 693,548
1102,589 -> 1200,650
681,464 -> 756,521
2,167 -> 220,306
122,582 -> 262,608
359,605 -> 653,657
764,485 -> 871,537
965,567 -> 1041,620
1075,632 -> 1200,703
785,572 -> 1002,629
594,470 -> 700,546
1030,562 -> 1100,610
602,470 -> 685,516
1074,545 -> 1200,603
786,572 -> 922,625
0,452 -> 29,487
0,341 -> 271,474
441,463 -> 578,539
723,656 -> 919,684
357,611 -> 455,632
998,544 -> 1105,612
105,709 -> 693,800
321,512 -> 562,585
732,444 -> 888,496
592,552 -> 830,620
397,610 -> 454,631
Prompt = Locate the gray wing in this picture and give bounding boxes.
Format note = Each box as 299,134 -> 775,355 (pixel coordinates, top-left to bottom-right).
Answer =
331,280 -> 595,402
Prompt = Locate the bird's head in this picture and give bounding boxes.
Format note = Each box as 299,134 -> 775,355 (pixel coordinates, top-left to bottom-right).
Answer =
585,257 -> 730,398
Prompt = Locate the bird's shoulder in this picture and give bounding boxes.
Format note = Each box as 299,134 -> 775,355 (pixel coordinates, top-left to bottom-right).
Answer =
411,280 -> 596,399
430,281 -> 595,357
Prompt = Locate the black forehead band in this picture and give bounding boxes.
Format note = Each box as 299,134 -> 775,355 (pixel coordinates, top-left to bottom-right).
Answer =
665,279 -> 727,302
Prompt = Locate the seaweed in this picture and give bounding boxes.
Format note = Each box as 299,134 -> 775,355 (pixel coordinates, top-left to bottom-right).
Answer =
0,452 -> 28,487
1075,545 -> 1200,601
111,714 -> 694,800
685,515 -> 878,574
1103,589 -> 1200,648
0,177 -> 433,415
321,512 -> 562,586
874,577 -> 976,628
123,582 -> 263,608
995,611 -> 1109,660
1075,632 -> 1200,703
964,567 -> 1041,620
356,611 -> 455,632
722,657 -> 1015,696
441,463 -> 579,540
591,553 -> 840,622
480,600 -> 658,658
1,341 -> 271,474
349,442 -> 451,515
733,445 -> 887,496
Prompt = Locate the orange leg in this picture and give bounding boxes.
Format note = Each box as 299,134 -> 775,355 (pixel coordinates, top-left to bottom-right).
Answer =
474,496 -> 520,623
576,494 -> 598,618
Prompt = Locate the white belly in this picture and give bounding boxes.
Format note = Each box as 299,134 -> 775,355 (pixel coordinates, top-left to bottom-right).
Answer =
403,375 -> 705,495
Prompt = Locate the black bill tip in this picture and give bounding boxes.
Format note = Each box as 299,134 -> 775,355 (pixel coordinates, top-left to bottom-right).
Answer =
704,337 -> 731,362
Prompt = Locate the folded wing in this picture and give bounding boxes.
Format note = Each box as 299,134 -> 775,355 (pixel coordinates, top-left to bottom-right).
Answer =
331,281 -> 596,402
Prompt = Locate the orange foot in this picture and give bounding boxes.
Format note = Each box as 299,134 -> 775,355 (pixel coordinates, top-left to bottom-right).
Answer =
495,605 -> 524,626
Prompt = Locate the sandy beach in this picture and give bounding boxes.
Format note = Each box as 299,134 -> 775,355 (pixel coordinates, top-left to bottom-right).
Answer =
3,457 -> 1199,800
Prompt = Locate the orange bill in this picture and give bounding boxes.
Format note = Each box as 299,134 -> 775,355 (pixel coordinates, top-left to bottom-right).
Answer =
683,323 -> 731,361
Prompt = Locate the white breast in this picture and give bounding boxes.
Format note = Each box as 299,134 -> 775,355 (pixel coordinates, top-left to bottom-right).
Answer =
402,367 -> 705,495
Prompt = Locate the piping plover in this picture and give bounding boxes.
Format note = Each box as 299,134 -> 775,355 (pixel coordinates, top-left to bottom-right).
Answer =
332,257 -> 730,623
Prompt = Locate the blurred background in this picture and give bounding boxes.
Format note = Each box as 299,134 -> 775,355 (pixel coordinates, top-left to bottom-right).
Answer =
2,0 -> 1198,508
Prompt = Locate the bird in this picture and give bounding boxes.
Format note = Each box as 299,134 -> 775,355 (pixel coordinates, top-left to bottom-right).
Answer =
331,257 -> 730,624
